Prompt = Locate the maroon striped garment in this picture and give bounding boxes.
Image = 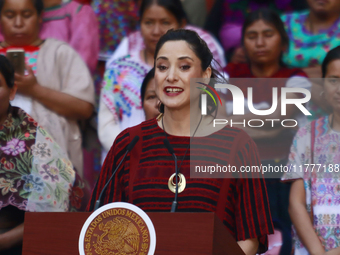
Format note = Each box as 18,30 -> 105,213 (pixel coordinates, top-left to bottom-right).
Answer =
87,118 -> 274,253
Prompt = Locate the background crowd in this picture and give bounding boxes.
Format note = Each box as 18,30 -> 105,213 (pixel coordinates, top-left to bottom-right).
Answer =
1,0 -> 340,254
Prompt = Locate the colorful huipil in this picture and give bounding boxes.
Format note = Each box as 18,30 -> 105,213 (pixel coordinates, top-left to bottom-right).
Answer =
92,0 -> 139,60
282,116 -> 340,254
101,54 -> 151,130
0,107 -> 86,212
281,10 -> 340,69
281,11 -> 340,121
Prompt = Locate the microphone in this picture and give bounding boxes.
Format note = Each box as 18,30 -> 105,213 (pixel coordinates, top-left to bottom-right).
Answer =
163,139 -> 178,213
127,136 -> 140,151
94,135 -> 140,211
163,139 -> 175,154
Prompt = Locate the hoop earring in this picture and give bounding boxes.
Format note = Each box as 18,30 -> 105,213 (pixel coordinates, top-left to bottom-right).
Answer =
157,101 -> 164,113
156,113 -> 163,121
156,101 -> 164,121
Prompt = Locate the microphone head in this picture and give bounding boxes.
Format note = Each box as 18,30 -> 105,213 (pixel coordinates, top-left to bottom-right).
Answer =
163,139 -> 175,155
127,135 -> 140,151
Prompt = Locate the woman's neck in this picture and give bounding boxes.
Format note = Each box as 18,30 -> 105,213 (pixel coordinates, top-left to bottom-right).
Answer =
250,61 -> 280,78
307,11 -> 339,34
161,108 -> 191,137
43,0 -> 62,9
331,112 -> 340,132
161,103 -> 208,137
141,49 -> 155,67
2,38 -> 43,48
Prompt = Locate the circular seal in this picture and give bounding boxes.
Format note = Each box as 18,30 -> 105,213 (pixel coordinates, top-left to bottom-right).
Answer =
79,202 -> 156,255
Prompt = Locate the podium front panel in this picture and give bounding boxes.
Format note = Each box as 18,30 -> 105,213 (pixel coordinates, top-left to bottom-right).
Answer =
23,212 -> 244,255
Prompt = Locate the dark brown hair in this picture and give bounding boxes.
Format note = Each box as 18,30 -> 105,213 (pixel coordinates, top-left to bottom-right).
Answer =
242,8 -> 289,66
139,0 -> 187,25
0,55 -> 14,88
0,0 -> 44,15
322,46 -> 340,78
154,29 -> 225,115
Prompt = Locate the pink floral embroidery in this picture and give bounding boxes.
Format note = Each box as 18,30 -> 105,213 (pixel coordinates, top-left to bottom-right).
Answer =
1,138 -> 26,156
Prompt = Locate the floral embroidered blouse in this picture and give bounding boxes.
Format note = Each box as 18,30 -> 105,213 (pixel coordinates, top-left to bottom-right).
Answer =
282,116 -> 340,253
281,10 -> 340,68
98,54 -> 151,157
0,106 -> 80,212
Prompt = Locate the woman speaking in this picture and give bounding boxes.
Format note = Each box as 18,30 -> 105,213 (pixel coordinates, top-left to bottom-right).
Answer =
88,29 -> 274,255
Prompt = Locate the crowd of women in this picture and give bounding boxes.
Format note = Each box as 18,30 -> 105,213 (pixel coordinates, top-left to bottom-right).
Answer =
1,0 -> 340,254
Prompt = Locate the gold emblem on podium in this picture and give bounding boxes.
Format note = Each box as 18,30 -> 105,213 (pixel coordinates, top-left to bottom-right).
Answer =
93,217 -> 140,254
79,203 -> 156,255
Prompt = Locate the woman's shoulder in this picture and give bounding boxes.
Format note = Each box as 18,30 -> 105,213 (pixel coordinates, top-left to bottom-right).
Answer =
108,54 -> 138,66
4,106 -> 36,130
104,54 -> 150,80
1,106 -> 72,162
213,124 -> 255,148
304,116 -> 328,131
40,38 -> 78,55
0,107 -> 75,212
280,10 -> 309,22
277,66 -> 308,78
107,54 -> 147,69
126,118 -> 159,137
185,25 -> 214,41
128,30 -> 142,42
224,63 -> 251,78
43,38 -> 67,47
291,116 -> 336,148
293,119 -> 325,142
185,25 -> 219,46
114,119 -> 159,146
314,116 -> 331,136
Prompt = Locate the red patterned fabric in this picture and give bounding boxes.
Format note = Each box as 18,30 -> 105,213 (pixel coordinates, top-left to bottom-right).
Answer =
74,0 -> 91,4
87,118 -> 274,253
224,63 -> 307,78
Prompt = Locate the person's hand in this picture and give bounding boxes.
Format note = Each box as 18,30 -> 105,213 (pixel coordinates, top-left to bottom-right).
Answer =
230,47 -> 247,64
15,65 -> 39,97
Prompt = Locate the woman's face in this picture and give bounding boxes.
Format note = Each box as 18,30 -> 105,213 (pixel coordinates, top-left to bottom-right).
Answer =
243,19 -> 285,66
0,0 -> 41,46
324,59 -> 340,112
143,78 -> 160,120
0,73 -> 16,124
140,4 -> 181,54
307,0 -> 340,15
155,40 -> 211,111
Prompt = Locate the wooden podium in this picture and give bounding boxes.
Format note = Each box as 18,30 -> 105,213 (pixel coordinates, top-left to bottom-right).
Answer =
22,212 -> 245,255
